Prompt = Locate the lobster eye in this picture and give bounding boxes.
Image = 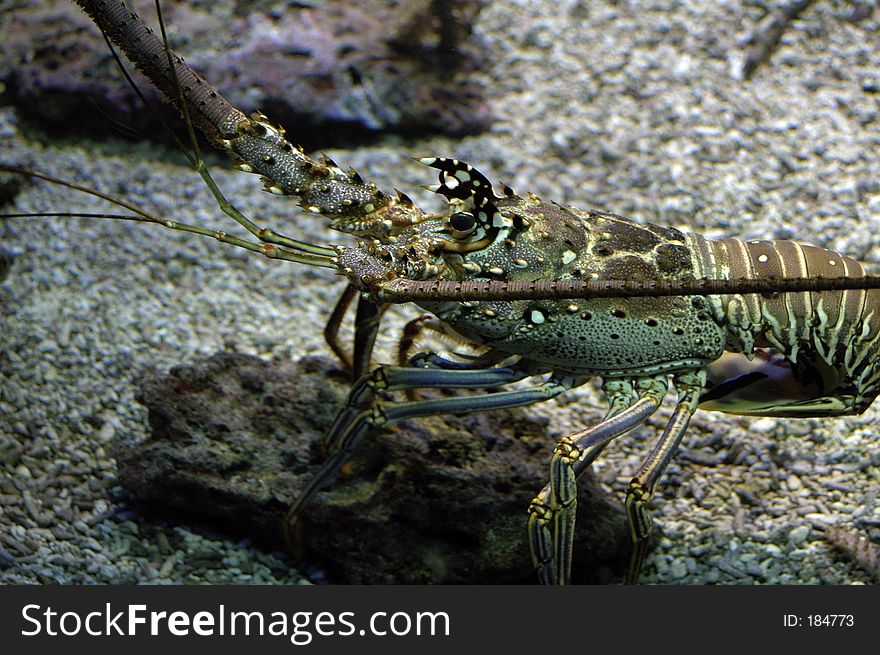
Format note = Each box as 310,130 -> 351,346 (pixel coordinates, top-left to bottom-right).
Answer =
449,211 -> 476,234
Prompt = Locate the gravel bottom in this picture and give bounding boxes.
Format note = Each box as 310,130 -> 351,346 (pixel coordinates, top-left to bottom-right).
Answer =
2,0 -> 880,585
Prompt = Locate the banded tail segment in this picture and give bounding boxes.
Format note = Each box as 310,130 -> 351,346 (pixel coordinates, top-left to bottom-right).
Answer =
695,235 -> 880,413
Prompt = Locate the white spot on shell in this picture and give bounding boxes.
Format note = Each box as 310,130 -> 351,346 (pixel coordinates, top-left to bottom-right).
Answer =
829,259 -> 837,266
757,254 -> 768,263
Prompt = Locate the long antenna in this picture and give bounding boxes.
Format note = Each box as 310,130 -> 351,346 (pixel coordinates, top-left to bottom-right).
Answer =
376,275 -> 880,303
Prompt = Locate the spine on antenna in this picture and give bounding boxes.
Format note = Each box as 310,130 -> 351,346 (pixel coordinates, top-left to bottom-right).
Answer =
375,276 -> 880,303
73,0 -> 247,143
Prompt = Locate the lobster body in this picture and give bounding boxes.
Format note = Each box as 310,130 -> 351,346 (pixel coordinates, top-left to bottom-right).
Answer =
67,0 -> 880,422
414,196 -> 729,376
342,183 -> 880,421
331,170 -> 880,582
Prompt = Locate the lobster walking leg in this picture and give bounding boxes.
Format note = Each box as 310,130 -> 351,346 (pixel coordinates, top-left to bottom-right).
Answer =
397,315 -> 438,367
527,375 -> 669,584
285,366 -> 585,537
624,370 -> 705,584
323,289 -> 390,380
323,286 -> 358,373
351,298 -> 389,381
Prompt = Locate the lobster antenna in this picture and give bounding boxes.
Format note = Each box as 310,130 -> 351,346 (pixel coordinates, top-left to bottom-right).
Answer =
73,0 -> 403,241
376,276 -> 880,303
0,166 -> 336,270
153,0 -> 202,168
100,29 -> 195,167
67,0 -> 336,258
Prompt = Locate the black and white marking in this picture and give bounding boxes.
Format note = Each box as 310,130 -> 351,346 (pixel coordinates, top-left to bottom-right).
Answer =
419,157 -> 507,230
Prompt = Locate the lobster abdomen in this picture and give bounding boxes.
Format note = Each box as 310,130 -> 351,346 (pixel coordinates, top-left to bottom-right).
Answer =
693,234 -> 880,415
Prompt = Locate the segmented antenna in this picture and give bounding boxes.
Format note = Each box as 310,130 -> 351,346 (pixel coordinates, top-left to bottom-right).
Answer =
74,0 -> 247,143
376,276 -> 880,303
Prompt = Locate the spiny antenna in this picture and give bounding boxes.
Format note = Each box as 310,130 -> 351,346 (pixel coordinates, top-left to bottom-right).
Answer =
0,166 -> 336,269
375,276 -> 880,303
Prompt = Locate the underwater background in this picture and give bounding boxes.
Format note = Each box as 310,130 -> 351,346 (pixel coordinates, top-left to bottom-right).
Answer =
1,0 -> 879,584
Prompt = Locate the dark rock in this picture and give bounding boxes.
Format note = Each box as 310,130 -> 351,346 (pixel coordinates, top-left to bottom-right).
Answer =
1,0 -> 492,146
116,351 -> 630,583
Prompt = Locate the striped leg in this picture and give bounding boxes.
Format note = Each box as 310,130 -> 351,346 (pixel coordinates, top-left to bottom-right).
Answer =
624,370 -> 705,584
527,375 -> 669,584
285,364 -> 584,539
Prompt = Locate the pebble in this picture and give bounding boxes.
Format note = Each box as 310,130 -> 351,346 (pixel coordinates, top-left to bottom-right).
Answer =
670,560 -> 688,579
159,556 -> 176,578
788,549 -> 809,561
36,340 -> 57,354
97,421 -> 116,444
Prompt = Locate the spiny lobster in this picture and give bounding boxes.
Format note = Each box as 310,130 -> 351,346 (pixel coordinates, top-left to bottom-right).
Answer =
2,0 -> 879,584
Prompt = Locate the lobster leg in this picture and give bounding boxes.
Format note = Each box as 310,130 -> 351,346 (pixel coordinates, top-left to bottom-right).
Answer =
285,366 -> 584,537
405,350 -> 519,371
323,289 -> 389,381
624,370 -> 705,584
527,375 -> 669,584
323,286 -> 358,373
352,298 -> 388,381
397,322 -> 518,401
398,315 -> 442,366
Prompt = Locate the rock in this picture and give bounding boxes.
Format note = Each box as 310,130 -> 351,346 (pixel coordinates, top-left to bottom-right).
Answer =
1,0 -> 492,146
115,351 -> 631,583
